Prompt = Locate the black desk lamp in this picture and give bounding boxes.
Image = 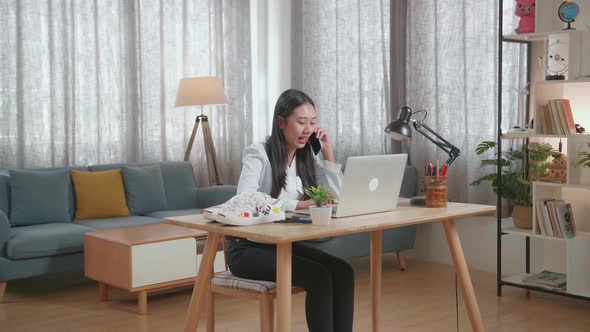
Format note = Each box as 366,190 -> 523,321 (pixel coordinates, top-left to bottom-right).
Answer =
384,106 -> 461,205
385,106 -> 461,166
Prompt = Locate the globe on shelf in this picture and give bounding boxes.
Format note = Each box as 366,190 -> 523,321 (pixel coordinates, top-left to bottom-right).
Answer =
558,1 -> 580,30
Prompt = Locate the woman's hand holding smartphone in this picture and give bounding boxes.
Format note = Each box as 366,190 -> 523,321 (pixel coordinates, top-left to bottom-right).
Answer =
311,127 -> 336,162
309,132 -> 322,155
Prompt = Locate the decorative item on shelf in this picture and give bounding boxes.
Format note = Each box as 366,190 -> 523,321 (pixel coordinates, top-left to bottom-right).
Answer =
304,186 -> 333,226
471,141 -> 556,229
539,153 -> 568,183
514,0 -> 536,34
558,1 -> 580,30
513,83 -> 530,131
538,39 -> 569,80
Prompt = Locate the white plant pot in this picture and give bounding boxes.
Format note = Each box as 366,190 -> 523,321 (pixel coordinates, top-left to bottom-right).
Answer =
309,206 -> 332,226
580,167 -> 590,185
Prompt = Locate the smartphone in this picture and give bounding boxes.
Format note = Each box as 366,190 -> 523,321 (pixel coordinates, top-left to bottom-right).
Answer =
275,216 -> 312,223
309,132 -> 322,155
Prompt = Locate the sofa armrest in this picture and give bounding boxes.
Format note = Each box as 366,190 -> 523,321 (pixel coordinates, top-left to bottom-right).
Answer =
195,185 -> 237,209
400,166 -> 417,198
0,210 -> 10,256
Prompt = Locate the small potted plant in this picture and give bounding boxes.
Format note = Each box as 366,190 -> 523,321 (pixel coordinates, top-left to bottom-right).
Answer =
471,141 -> 555,229
576,141 -> 590,185
304,185 -> 333,226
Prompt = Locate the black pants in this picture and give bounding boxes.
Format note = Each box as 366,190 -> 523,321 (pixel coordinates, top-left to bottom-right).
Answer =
227,238 -> 355,332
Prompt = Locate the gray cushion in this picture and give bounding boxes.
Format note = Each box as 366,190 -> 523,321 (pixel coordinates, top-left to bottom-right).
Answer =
146,209 -> 201,219
6,223 -> 93,259
76,216 -> 161,230
121,165 -> 167,215
0,173 -> 9,216
89,162 -> 198,210
9,169 -> 72,226
159,162 -> 198,210
195,185 -> 237,208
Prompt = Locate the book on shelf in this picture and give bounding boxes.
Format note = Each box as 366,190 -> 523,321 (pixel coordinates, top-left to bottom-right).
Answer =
537,99 -> 577,135
535,199 -> 577,238
522,270 -> 567,291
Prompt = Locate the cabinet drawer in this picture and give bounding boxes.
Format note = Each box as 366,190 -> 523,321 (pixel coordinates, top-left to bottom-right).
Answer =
197,251 -> 226,273
131,238 -> 197,288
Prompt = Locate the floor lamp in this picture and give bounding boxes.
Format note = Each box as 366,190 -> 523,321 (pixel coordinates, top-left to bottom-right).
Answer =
175,76 -> 227,185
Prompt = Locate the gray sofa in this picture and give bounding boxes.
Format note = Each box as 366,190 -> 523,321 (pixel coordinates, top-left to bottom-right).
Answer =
0,162 -> 417,301
301,166 -> 417,261
0,161 -> 236,300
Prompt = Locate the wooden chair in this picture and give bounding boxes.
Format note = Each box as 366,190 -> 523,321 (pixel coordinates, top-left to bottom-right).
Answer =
206,237 -> 304,332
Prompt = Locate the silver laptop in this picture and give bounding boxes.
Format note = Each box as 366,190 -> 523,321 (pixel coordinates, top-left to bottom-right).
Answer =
297,154 -> 408,218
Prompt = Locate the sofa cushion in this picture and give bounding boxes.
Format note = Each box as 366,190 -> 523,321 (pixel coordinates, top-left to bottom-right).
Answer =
0,173 -> 10,216
89,162 -> 198,210
9,169 -> 72,226
146,209 -> 201,219
159,162 -> 198,210
121,165 -> 167,215
71,169 -> 130,220
76,216 -> 161,230
6,223 -> 93,259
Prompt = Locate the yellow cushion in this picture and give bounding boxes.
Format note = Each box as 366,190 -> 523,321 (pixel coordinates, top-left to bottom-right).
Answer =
71,169 -> 129,220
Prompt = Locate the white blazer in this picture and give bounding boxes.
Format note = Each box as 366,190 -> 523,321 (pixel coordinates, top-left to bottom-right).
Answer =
237,142 -> 344,211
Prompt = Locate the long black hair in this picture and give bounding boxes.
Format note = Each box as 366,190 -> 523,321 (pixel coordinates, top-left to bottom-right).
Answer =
265,89 -> 317,198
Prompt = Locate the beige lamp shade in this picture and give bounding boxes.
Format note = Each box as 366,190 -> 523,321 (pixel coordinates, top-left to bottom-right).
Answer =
175,76 -> 227,107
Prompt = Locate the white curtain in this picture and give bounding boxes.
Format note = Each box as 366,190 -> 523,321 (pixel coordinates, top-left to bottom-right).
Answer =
406,0 -> 527,204
0,0 -> 252,186
291,0 -> 391,162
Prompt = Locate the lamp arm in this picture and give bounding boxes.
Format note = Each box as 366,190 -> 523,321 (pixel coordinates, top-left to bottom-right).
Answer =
412,120 -> 461,166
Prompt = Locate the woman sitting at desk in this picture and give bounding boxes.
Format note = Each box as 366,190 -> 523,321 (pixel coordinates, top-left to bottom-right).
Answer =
227,89 -> 354,332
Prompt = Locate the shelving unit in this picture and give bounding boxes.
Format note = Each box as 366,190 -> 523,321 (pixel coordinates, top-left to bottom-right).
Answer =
498,0 -> 590,301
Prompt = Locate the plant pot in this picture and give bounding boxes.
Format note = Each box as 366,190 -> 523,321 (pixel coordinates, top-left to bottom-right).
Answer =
512,204 -> 533,229
309,206 -> 332,226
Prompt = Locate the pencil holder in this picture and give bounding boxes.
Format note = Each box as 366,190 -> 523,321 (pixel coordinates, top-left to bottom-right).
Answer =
425,176 -> 447,208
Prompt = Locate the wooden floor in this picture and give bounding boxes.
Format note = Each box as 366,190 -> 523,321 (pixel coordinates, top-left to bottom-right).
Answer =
2,256 -> 590,331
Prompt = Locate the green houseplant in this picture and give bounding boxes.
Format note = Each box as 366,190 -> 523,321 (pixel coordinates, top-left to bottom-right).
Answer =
471,141 -> 556,228
304,185 -> 333,225
576,141 -> 590,185
576,142 -> 590,168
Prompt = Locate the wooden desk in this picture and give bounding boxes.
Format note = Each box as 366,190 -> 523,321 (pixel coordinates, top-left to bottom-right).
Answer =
165,201 -> 495,332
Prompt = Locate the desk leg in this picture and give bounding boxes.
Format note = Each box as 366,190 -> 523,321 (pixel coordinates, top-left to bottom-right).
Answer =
185,232 -> 220,332
276,242 -> 292,332
370,230 -> 382,332
442,219 -> 485,332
